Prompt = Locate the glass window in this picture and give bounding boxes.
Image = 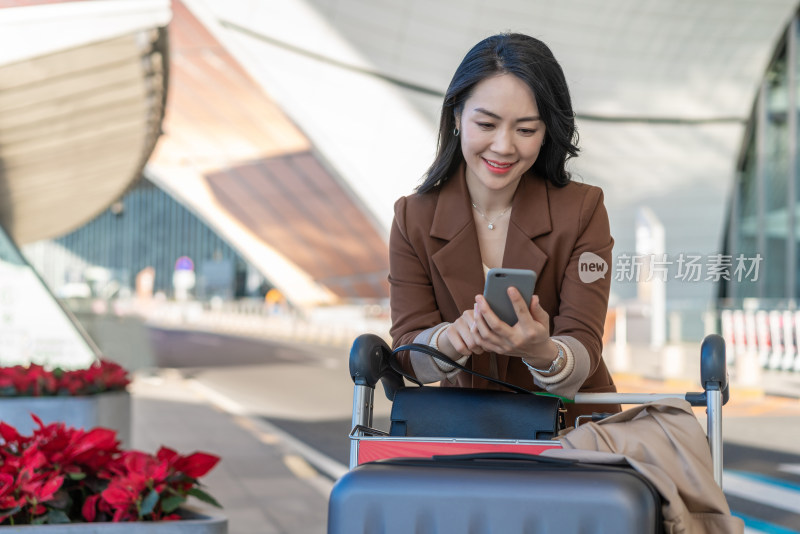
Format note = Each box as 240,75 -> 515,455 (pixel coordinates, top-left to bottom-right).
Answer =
0,225 -> 97,368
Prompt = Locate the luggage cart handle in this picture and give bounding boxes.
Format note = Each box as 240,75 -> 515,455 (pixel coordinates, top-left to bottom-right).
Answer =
349,334 -> 402,468
350,333 -> 729,406
574,334 -> 729,407
350,334 -> 404,400
701,333 -> 728,395
701,334 -> 726,488
684,333 -> 729,407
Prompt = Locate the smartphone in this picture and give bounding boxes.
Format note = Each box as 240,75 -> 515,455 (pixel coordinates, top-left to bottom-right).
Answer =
482,268 -> 537,326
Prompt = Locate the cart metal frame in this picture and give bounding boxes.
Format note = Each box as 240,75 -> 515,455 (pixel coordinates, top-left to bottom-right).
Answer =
348,334 -> 729,487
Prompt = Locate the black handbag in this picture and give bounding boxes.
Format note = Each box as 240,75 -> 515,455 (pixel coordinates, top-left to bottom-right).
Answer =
389,344 -> 566,440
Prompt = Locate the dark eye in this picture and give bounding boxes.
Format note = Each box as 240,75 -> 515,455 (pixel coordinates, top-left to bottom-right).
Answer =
519,129 -> 537,135
476,122 -> 494,130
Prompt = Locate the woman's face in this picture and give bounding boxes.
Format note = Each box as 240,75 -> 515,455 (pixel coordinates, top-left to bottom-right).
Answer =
456,73 -> 546,198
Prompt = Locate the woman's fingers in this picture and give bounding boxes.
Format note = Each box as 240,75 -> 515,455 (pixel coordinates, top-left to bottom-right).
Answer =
436,326 -> 471,362
506,287 -> 534,325
474,295 -> 510,332
472,304 -> 491,338
444,324 -> 470,356
528,294 -> 550,325
472,298 -> 514,353
471,291 -> 552,357
447,312 -> 483,356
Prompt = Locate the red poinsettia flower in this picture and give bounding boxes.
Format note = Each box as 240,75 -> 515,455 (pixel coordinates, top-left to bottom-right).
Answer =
157,447 -> 220,479
81,494 -> 101,522
0,472 -> 23,510
0,417 -> 221,525
0,360 -> 130,398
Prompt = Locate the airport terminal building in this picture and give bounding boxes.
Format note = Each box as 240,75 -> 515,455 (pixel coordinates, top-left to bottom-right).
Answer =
3,0 -> 800,345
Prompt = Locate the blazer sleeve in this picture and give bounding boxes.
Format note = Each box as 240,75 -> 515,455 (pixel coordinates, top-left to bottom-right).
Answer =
388,196 -> 444,377
551,188 -> 614,377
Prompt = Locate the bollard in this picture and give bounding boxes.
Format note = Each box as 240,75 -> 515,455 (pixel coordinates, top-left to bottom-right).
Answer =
733,309 -> 762,388
720,310 -> 735,365
782,310 -> 797,371
754,310 -> 769,368
768,310 -> 784,370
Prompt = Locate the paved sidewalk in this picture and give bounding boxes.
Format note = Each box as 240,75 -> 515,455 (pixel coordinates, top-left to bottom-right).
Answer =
129,369 -> 330,534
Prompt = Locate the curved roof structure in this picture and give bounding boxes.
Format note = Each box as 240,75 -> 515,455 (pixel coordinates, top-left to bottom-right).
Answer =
184,0 -> 798,306
148,0 -> 389,305
0,0 -> 170,244
5,0 -> 798,309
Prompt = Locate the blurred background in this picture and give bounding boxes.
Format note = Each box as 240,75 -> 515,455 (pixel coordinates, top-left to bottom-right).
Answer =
2,0 -> 800,532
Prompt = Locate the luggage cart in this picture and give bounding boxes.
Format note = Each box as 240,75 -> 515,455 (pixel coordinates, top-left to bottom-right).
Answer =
331,334 -> 729,534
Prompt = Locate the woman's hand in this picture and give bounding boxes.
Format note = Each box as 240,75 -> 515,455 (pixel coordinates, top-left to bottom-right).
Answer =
437,309 -> 486,359
472,288 -> 556,368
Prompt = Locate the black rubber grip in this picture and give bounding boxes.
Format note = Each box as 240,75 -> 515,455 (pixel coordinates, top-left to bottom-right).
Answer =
349,334 -> 404,400
700,334 -> 728,392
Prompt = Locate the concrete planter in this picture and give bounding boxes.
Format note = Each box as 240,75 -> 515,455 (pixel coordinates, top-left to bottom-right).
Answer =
0,390 -> 131,447
0,509 -> 227,533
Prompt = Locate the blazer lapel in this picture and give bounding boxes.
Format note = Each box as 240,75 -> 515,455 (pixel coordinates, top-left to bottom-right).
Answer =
503,173 -> 551,274
496,174 -> 552,381
430,167 -> 484,318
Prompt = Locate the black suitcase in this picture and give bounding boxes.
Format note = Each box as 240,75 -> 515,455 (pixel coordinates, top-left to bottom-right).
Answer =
328,453 -> 664,534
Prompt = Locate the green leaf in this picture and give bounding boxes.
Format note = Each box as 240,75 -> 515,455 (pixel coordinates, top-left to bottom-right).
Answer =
45,509 -> 70,524
139,489 -> 160,517
85,478 -> 109,494
66,472 -> 86,481
160,494 -> 186,513
47,489 -> 71,511
187,487 -> 222,508
0,506 -> 20,519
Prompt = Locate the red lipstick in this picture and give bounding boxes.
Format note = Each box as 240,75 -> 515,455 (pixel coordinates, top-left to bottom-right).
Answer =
482,158 -> 515,174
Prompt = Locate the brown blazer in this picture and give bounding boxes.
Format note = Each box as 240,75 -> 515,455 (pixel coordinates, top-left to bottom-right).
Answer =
389,166 -> 618,419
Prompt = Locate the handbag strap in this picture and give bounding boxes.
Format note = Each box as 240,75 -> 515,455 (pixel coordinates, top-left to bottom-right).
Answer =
392,343 -> 535,396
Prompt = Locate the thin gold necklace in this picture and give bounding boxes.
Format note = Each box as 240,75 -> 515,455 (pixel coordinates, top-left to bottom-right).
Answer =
471,201 -> 512,230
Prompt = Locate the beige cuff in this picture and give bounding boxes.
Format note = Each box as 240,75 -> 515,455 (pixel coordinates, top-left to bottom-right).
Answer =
410,323 -> 469,383
526,336 -> 591,399
431,323 -> 450,351
429,323 -> 467,372
527,339 -> 575,384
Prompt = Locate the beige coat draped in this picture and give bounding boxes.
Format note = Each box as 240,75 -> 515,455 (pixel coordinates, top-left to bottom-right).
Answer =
543,399 -> 744,533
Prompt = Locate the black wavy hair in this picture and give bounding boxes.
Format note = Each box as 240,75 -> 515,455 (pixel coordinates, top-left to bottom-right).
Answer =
417,33 -> 579,193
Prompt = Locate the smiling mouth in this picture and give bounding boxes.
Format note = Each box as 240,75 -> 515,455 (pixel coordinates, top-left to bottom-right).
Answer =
483,158 -> 515,169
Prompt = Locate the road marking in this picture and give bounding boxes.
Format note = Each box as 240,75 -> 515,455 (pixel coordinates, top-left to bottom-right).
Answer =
188,379 -> 247,415
725,470 -> 800,514
283,454 -> 318,479
188,377 -> 347,491
736,512 -> 800,534
778,464 -> 800,476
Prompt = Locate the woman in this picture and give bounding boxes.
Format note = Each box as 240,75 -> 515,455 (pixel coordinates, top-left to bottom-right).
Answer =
389,33 -> 618,424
